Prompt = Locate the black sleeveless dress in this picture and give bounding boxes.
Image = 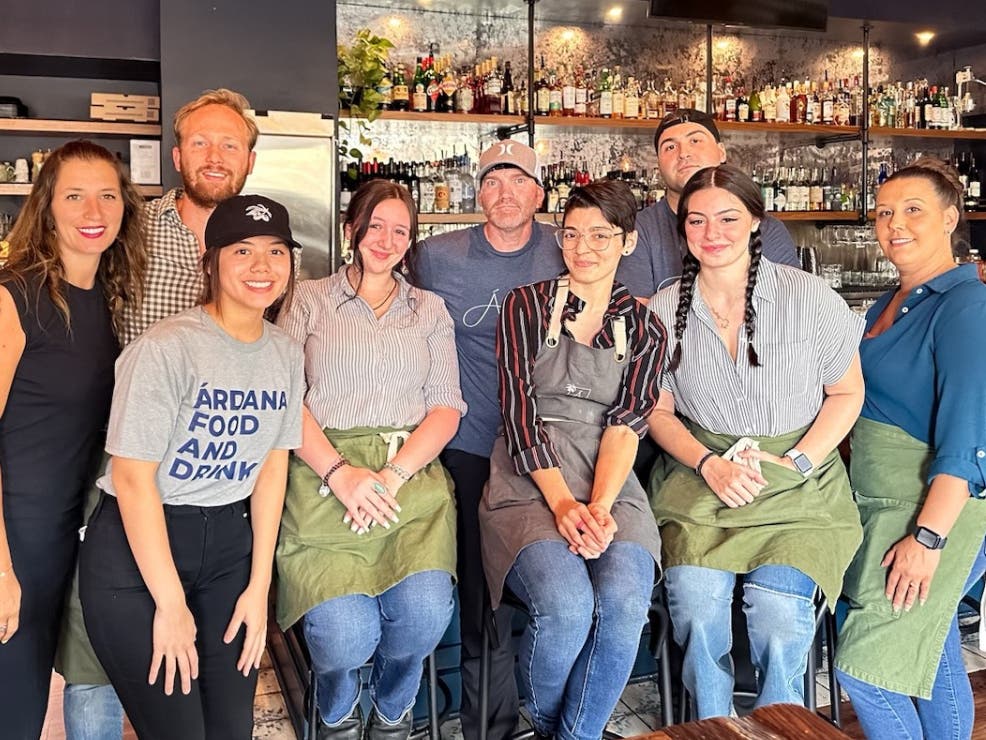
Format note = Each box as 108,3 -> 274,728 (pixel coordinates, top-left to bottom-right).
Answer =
0,273 -> 117,738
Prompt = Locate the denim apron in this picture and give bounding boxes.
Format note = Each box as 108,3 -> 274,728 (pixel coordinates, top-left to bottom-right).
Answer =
480,278 -> 662,609
276,426 -> 456,629
649,423 -> 862,609
836,417 -> 986,698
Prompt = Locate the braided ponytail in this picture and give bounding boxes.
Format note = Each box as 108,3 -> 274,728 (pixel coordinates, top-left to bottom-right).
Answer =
743,229 -> 763,367
668,253 -> 700,372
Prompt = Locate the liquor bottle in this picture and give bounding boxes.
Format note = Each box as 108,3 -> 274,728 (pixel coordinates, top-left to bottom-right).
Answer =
662,77 -> 677,116
535,57 -> 551,116
773,167 -> 788,212
418,163 -> 436,214
748,84 -> 763,122
759,167 -> 775,211
548,69 -> 563,116
624,76 -> 640,119
762,84 -> 777,123
562,65 -> 576,116
736,85 -> 749,122
821,78 -> 834,125
456,68 -> 476,113
574,67 -> 588,117
412,58 -> 428,112
376,67 -> 393,110
485,60 -> 503,115
611,67 -> 625,120
405,163 -> 420,211
809,168 -> 823,211
967,157 -> 981,211
598,68 -> 613,118
391,64 -> 410,112
436,64 -> 455,113
446,155 -> 463,214
460,158 -> 477,213
425,47 -> 440,112
723,77 -> 737,122
556,165 -> 572,211
644,79 -> 661,119
775,83 -> 791,124
501,61 -> 516,115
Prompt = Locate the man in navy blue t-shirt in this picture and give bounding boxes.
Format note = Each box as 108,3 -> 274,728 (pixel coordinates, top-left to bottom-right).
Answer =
617,109 -> 801,297
417,141 -> 563,740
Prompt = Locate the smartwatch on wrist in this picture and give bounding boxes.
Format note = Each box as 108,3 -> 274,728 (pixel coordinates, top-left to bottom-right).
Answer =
913,525 -> 947,550
784,447 -> 814,477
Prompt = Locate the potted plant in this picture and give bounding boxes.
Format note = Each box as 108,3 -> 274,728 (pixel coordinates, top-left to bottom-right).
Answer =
338,28 -> 394,158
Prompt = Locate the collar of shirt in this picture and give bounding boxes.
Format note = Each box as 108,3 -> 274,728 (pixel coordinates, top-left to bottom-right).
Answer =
327,268 -> 415,309
556,275 -> 637,323
750,258 -> 779,305
866,263 -> 978,329
144,187 -> 185,227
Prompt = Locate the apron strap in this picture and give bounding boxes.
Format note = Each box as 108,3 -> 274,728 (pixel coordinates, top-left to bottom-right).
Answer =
545,277 -> 570,348
377,430 -> 411,461
613,315 -> 627,363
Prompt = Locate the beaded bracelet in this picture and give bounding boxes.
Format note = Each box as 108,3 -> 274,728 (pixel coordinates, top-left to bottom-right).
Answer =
384,460 -> 413,482
695,451 -> 716,477
318,456 -> 349,498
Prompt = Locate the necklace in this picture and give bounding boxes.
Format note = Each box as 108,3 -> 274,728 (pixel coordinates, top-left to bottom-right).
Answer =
708,303 -> 731,330
368,279 -> 398,311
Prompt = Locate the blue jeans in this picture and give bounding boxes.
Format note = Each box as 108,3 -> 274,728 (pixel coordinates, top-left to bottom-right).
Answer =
665,564 -> 817,719
303,570 -> 453,726
62,683 -> 124,740
836,540 -> 986,740
505,540 -> 655,740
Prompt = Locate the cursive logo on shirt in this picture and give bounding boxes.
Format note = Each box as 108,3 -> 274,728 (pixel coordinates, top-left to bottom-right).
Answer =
462,290 -> 503,328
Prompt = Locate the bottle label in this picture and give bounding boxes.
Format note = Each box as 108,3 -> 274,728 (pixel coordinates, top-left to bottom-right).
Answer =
600,91 -> 613,116
774,190 -> 787,211
625,96 -> 640,119
972,181 -> 982,198
413,86 -> 428,112
393,84 -> 409,103
549,89 -> 562,112
434,183 -> 450,212
419,182 -> 435,212
737,102 -> 749,121
457,87 -> 474,112
536,88 -> 551,114
563,86 -> 576,110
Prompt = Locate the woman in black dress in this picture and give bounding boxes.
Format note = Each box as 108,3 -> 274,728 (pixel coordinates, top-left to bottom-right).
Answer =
0,140 -> 147,737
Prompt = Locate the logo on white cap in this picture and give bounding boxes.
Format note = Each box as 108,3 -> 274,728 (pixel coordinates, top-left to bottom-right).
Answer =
245,204 -> 272,222
496,142 -> 515,156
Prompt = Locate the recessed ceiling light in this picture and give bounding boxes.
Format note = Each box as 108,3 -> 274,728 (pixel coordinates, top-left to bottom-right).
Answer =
915,31 -> 935,46
387,16 -> 403,30
606,6 -> 623,21
561,29 -> 576,42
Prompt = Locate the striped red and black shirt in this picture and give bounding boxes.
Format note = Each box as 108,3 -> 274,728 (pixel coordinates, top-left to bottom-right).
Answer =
496,275 -> 667,475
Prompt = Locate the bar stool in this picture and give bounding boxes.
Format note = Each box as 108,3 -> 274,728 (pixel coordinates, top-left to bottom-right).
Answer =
289,623 -> 445,740
478,585 -> 675,740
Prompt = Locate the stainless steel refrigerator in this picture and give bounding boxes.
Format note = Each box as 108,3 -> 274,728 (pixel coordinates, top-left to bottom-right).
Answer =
244,110 -> 338,279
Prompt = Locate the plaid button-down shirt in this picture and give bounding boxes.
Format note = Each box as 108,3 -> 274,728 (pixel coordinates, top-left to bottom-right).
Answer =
121,188 -> 203,347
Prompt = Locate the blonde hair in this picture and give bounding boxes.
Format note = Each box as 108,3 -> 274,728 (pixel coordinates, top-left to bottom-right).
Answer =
173,88 -> 259,150
1,140 -> 148,338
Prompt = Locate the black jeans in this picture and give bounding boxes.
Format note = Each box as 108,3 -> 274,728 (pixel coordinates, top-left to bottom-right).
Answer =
441,448 -> 518,740
79,494 -> 257,740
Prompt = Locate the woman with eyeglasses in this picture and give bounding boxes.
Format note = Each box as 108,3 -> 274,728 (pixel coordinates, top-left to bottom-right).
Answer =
479,179 -> 664,740
646,164 -> 864,718
275,179 -> 465,740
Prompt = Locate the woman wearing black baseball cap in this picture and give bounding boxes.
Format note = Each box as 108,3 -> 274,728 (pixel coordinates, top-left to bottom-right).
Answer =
79,195 -> 306,738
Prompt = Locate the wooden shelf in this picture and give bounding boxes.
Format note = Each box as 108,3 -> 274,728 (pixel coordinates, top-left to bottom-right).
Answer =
415,212 -> 558,224
342,110 -> 522,126
776,211 -> 860,222
0,118 -> 161,137
717,121 -> 859,137
0,183 -> 162,197
869,126 -> 986,140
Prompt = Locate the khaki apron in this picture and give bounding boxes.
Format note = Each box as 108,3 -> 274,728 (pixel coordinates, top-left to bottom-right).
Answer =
649,424 -> 862,609
55,459 -> 110,686
276,426 -> 456,629
836,417 -> 986,698
480,278 -> 662,609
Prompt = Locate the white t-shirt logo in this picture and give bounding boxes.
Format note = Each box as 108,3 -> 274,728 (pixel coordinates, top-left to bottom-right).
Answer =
246,204 -> 272,222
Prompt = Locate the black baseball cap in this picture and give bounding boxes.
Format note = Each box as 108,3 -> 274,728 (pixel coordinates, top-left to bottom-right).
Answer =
204,194 -> 302,252
653,109 -> 721,150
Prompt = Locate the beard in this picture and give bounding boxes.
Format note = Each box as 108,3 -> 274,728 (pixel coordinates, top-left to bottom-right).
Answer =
181,166 -> 248,208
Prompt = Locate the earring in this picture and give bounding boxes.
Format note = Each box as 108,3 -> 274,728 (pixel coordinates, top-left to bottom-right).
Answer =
621,248 -> 632,256
340,237 -> 354,265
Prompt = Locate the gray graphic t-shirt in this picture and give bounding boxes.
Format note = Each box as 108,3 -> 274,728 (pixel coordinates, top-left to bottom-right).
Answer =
98,306 -> 304,506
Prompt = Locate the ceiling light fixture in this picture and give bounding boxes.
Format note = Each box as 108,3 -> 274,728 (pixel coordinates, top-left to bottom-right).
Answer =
915,31 -> 935,46
605,6 -> 623,21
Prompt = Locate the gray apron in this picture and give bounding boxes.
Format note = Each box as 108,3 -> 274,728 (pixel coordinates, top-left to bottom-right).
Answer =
479,278 -> 662,608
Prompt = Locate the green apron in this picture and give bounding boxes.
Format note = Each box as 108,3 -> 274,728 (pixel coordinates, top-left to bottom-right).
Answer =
836,417 -> 986,698
55,461 -> 110,686
276,426 -> 456,629
649,423 -> 862,608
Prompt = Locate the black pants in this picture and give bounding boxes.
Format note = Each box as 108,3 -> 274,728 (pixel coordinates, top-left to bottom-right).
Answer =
0,499 -> 79,739
441,449 -> 518,740
79,494 -> 257,740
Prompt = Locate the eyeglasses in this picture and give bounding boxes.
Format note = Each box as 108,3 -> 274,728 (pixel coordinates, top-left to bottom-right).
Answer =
554,228 -> 625,251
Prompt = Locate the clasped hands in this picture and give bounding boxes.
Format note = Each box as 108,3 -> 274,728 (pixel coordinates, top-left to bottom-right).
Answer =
553,499 -> 617,559
329,464 -> 403,535
700,438 -> 797,508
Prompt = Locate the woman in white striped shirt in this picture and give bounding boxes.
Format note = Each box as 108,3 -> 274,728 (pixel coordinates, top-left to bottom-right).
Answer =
275,180 -> 467,740
646,164 -> 865,718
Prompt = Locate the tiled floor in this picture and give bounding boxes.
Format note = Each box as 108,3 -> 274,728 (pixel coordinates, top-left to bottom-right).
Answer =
41,628 -> 986,739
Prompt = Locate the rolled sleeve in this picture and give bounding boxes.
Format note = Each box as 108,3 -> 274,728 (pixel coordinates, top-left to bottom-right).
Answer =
604,308 -> 666,438
423,299 -> 468,415
816,286 -> 866,386
931,302 -> 986,495
276,280 -> 314,344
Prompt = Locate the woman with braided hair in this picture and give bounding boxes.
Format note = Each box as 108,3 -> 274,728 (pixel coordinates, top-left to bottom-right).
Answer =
645,163 -> 865,718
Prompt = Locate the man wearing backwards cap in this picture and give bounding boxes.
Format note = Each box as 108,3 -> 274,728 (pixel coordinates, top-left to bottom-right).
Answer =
416,140 -> 564,740
616,108 -> 800,298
